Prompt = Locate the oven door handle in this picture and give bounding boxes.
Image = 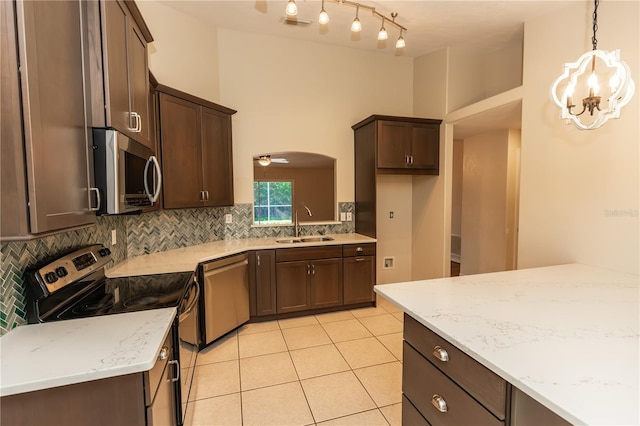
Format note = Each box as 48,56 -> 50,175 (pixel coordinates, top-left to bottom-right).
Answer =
179,280 -> 200,319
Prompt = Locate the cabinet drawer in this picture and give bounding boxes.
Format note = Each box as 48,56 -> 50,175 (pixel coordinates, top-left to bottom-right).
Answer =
276,246 -> 342,262
403,342 -> 503,426
342,243 -> 376,257
404,314 -> 507,420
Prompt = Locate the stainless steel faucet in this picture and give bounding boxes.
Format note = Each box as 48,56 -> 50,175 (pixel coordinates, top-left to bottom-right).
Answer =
294,205 -> 312,237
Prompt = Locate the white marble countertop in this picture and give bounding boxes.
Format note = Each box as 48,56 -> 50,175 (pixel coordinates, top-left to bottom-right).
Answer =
375,263 -> 639,426
0,308 -> 176,397
107,233 -> 376,277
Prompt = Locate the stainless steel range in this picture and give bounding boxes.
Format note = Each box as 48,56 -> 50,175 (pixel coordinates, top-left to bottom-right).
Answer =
26,244 -> 199,426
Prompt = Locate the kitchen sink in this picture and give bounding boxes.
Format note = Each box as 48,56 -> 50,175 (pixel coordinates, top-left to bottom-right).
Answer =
275,236 -> 334,244
276,238 -> 302,244
300,236 -> 334,242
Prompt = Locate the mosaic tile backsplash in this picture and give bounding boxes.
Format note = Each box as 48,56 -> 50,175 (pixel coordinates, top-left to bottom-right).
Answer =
0,202 -> 354,335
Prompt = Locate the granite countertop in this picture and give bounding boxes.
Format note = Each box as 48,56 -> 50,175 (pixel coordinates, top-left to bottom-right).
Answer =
375,263 -> 639,425
107,233 -> 376,277
0,308 -> 176,397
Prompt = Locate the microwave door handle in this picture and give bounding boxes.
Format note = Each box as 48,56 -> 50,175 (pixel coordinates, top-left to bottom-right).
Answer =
144,155 -> 162,203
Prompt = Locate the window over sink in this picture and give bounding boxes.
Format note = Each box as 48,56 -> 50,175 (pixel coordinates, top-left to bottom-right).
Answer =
253,152 -> 336,225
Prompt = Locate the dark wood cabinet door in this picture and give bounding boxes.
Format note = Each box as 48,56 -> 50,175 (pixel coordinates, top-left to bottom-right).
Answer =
103,0 -> 131,135
377,121 -> 408,169
409,124 -> 439,171
13,0 -> 96,235
201,106 -> 234,206
128,20 -> 151,148
343,255 -> 375,305
159,93 -> 203,209
276,261 -> 311,314
310,258 -> 343,309
255,250 -> 277,316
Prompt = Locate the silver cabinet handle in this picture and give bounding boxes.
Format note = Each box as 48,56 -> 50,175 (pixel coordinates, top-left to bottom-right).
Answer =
307,264 -> 311,275
356,246 -> 364,252
129,111 -> 141,132
158,346 -> 169,361
432,346 -> 449,362
257,255 -> 261,266
355,257 -> 365,262
431,394 -> 448,413
143,155 -> 162,203
311,264 -> 315,275
168,359 -> 180,382
88,187 -> 101,212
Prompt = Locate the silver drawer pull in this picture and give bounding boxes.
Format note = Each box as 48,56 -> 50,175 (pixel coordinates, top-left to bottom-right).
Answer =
168,360 -> 180,382
431,394 -> 448,413
158,346 -> 169,361
432,345 -> 449,362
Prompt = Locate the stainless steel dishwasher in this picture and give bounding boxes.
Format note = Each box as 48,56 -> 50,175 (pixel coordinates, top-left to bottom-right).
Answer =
200,253 -> 250,346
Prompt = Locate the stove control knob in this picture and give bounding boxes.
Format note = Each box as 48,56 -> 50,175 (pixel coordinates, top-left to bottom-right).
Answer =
55,267 -> 68,277
44,272 -> 58,284
99,248 -> 111,257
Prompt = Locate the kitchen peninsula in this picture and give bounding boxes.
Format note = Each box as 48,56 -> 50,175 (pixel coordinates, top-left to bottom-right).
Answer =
375,263 -> 639,425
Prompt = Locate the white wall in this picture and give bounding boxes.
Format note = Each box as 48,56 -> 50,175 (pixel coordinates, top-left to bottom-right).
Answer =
137,1 -> 220,102
216,29 -> 414,205
460,129 -> 519,275
519,1 -> 639,274
377,176 -> 413,284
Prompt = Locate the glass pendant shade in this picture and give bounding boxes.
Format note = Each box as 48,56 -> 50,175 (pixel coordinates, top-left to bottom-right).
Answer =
396,34 -> 405,49
285,0 -> 297,17
319,10 -> 329,24
351,17 -> 361,32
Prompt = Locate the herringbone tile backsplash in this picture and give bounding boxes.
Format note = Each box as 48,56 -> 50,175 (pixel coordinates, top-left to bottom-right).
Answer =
1,202 -> 354,335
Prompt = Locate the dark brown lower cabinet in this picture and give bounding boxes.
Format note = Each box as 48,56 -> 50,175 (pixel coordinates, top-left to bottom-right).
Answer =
249,250 -> 277,317
276,258 -> 343,314
402,314 -> 572,426
343,243 -> 376,305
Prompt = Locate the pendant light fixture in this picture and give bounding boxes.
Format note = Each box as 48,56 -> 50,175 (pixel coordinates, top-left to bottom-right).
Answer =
550,0 -> 635,130
378,16 -> 388,41
319,0 -> 329,24
351,4 -> 362,32
396,29 -> 405,49
285,0 -> 297,17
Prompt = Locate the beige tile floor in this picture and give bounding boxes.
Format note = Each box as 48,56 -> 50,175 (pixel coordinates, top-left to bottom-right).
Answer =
186,296 -> 404,426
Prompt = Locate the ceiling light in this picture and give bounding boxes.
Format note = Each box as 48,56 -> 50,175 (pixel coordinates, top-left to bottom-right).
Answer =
257,155 -> 271,167
285,0 -> 297,17
550,0 -> 635,130
351,5 -> 361,32
319,0 -> 329,24
396,29 -> 405,49
378,17 -> 388,40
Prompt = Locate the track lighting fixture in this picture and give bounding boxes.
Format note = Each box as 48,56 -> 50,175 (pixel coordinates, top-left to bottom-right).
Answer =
283,0 -> 407,52
285,0 -> 297,17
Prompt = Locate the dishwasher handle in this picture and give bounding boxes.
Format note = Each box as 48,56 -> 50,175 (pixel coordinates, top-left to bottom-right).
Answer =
203,258 -> 248,275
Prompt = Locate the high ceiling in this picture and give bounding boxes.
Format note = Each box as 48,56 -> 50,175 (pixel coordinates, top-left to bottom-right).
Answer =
159,0 -> 573,57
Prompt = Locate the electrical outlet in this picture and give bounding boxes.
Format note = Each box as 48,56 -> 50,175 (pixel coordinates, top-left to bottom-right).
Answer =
111,229 -> 117,245
225,213 -> 233,224
340,212 -> 346,221
346,212 -> 352,221
389,211 -> 394,219
383,257 -> 395,269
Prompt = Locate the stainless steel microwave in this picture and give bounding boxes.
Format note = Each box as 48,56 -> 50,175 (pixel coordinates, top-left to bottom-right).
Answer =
93,129 -> 162,215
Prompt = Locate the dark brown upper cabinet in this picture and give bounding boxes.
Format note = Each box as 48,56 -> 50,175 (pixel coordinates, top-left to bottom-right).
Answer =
1,0 -> 98,239
157,86 -> 236,209
87,0 -> 154,150
353,115 -> 442,175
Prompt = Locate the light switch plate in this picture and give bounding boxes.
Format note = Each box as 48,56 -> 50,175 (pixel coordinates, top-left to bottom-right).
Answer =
340,212 -> 346,221
111,229 -> 117,245
225,213 -> 233,224
346,212 -> 352,221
